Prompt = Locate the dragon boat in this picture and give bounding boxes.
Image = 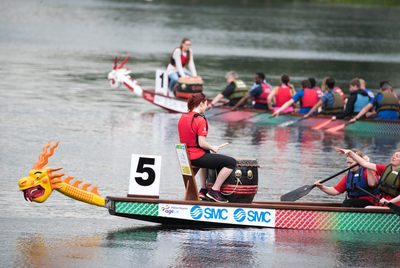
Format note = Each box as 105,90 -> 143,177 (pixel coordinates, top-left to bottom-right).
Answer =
18,141 -> 400,232
108,56 -> 400,135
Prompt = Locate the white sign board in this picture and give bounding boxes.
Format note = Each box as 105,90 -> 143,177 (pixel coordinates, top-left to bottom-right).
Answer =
175,144 -> 192,176
155,69 -> 168,95
129,154 -> 162,196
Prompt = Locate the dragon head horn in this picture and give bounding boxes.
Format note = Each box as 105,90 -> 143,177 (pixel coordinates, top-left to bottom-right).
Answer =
113,56 -> 118,70
33,141 -> 60,170
118,56 -> 130,69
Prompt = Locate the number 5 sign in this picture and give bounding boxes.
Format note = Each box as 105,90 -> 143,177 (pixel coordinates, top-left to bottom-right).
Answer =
129,154 -> 162,197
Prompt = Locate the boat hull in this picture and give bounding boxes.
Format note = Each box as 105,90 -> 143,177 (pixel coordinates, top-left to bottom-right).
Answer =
106,197 -> 400,232
140,89 -> 400,134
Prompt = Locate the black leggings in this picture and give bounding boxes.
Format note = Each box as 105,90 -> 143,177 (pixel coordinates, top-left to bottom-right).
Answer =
341,198 -> 374,208
191,153 -> 236,170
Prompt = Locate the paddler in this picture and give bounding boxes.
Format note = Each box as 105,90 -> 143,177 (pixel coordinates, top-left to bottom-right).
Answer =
167,38 -> 198,92
314,148 -> 379,208
273,79 -> 319,117
332,78 -> 371,120
207,71 -> 248,109
335,147 -> 400,208
267,73 -> 296,113
349,81 -> 399,122
230,72 -> 273,111
178,93 -> 236,203
304,77 -> 345,118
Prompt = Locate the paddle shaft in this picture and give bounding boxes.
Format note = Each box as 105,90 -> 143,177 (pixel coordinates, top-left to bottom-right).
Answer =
354,185 -> 380,202
319,163 -> 358,184
354,185 -> 400,215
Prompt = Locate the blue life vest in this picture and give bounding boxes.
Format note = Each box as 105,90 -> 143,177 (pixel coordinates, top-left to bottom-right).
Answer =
353,92 -> 370,113
345,168 -> 378,198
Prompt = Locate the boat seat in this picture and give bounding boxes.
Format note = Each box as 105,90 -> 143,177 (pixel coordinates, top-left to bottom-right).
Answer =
175,144 -> 200,201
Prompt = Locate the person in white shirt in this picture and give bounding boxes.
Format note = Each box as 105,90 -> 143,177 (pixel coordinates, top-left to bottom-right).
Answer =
166,38 -> 197,91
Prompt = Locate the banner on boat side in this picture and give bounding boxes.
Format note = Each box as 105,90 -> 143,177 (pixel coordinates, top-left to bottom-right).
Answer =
154,94 -> 188,113
175,144 -> 192,176
129,154 -> 162,196
158,203 -> 276,227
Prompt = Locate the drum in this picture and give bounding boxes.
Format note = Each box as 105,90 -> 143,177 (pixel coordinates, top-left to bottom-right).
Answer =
174,76 -> 203,99
206,158 -> 259,203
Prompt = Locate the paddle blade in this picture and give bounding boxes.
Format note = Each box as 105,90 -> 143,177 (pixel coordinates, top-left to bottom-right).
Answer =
312,119 -> 332,130
326,123 -> 345,133
280,184 -> 315,201
279,117 -> 304,127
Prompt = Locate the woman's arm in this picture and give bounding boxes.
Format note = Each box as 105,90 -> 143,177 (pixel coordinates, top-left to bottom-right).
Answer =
198,136 -> 219,153
187,49 -> 197,76
366,168 -> 378,187
304,100 -> 323,118
314,180 -> 341,196
335,148 -> 377,171
267,87 -> 277,104
173,48 -> 185,77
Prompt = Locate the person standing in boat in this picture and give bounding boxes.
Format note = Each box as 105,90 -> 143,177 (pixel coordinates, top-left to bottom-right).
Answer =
230,72 -> 273,111
349,81 -> 399,122
303,77 -> 345,118
167,38 -> 198,92
267,73 -> 296,113
273,79 -> 319,117
314,149 -> 378,208
332,78 -> 371,120
335,147 -> 400,208
207,71 -> 248,108
178,93 -> 236,203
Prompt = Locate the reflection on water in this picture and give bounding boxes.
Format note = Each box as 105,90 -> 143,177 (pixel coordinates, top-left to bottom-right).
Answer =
16,234 -> 102,267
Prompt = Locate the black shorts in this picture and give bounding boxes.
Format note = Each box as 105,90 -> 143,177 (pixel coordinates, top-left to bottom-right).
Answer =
191,153 -> 236,170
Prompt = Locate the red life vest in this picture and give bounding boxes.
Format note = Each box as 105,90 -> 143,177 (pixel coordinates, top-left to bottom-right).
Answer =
254,83 -> 272,104
170,48 -> 188,67
178,112 -> 208,160
301,88 -> 319,108
275,86 -> 292,107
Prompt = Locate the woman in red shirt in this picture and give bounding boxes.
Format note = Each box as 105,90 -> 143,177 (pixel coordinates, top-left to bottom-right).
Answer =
335,148 -> 400,208
178,93 -> 236,203
314,149 -> 378,207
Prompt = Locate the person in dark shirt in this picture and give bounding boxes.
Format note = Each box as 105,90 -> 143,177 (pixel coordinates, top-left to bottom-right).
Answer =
231,72 -> 273,111
333,78 -> 371,120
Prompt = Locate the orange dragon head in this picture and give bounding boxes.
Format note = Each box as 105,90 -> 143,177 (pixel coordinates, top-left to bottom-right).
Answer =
18,141 -> 64,203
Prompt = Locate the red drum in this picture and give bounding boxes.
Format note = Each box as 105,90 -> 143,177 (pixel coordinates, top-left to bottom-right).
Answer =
206,158 -> 259,203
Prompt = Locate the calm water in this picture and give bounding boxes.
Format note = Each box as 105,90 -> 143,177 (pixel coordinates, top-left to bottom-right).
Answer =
1,0 -> 400,267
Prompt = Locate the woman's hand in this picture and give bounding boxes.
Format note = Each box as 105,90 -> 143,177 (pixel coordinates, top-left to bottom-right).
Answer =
210,146 -> 219,153
314,180 -> 323,189
379,198 -> 390,205
335,147 -> 351,155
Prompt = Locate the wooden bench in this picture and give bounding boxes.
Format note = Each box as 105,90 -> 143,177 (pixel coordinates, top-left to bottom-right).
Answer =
175,144 -> 200,201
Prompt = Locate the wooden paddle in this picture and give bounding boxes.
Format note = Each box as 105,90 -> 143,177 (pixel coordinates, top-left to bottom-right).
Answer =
312,119 -> 332,130
218,142 -> 229,149
325,121 -> 352,133
280,164 -> 358,201
354,185 -> 400,216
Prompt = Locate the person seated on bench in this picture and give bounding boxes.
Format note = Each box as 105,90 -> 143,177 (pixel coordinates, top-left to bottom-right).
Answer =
178,93 -> 236,203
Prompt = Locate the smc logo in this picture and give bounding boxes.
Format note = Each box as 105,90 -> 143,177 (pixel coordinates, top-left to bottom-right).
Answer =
233,208 -> 246,222
190,206 -> 203,219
